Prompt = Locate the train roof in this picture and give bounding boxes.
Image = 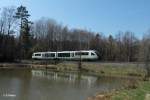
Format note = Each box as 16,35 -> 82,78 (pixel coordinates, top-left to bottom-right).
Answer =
33,50 -> 96,54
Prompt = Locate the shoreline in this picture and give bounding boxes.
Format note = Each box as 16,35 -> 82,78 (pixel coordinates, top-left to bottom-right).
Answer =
0,62 -> 146,78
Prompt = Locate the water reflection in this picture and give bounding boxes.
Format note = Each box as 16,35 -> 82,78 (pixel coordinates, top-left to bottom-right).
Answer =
0,69 -> 128,100
32,70 -> 97,88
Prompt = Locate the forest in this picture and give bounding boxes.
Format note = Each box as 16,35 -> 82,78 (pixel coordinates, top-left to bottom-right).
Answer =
0,6 -> 150,63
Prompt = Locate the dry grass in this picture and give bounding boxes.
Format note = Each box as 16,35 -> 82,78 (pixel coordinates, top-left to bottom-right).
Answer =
82,63 -> 146,78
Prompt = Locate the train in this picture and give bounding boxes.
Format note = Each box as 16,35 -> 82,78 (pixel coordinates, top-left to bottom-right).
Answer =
32,50 -> 99,60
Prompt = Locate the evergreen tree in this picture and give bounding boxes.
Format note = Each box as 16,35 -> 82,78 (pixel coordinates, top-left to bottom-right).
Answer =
14,5 -> 32,59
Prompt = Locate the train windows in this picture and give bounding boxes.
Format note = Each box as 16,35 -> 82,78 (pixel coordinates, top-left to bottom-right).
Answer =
51,53 -> 55,57
45,53 -> 48,57
91,53 -> 95,55
72,53 -> 74,57
45,53 -> 55,57
58,53 -> 70,57
34,54 -> 41,56
75,52 -> 89,56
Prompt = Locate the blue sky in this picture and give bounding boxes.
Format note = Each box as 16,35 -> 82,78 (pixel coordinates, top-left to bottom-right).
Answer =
0,0 -> 150,38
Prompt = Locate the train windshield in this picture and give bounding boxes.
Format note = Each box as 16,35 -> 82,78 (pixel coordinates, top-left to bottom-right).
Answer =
94,51 -> 100,58
34,53 -> 41,56
91,53 -> 95,55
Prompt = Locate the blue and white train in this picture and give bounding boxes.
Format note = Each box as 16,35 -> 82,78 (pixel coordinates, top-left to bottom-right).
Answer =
32,50 -> 98,60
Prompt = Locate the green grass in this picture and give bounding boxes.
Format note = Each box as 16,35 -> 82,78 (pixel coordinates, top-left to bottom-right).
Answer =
112,81 -> 150,100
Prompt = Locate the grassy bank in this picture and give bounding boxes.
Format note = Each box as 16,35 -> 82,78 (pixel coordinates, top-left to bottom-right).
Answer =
82,62 -> 146,78
87,80 -> 150,100
111,81 -> 150,100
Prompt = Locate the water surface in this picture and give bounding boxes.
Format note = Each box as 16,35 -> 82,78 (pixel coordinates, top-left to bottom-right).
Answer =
0,69 -> 129,100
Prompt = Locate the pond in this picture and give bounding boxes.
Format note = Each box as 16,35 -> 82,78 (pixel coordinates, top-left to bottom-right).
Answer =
0,69 -> 132,100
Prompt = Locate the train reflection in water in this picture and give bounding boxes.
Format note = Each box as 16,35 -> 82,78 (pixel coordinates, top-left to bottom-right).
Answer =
32,70 -> 97,87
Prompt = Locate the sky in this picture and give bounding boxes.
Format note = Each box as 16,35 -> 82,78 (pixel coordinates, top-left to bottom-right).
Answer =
0,0 -> 150,38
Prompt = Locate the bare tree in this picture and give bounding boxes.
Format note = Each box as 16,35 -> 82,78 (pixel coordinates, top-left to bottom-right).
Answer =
141,33 -> 150,78
0,6 -> 17,35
